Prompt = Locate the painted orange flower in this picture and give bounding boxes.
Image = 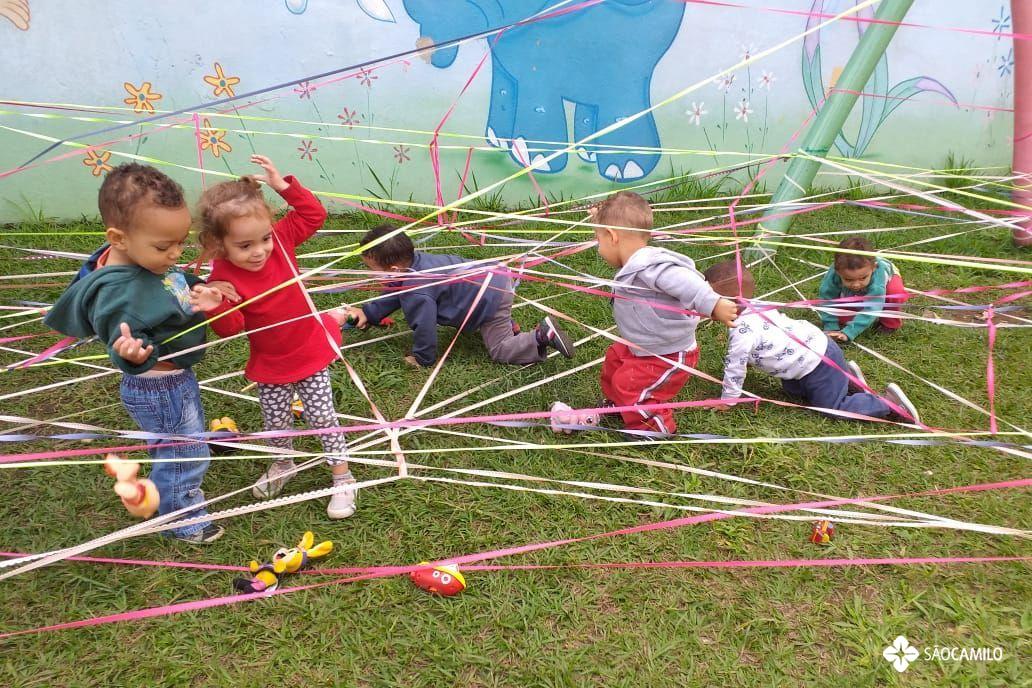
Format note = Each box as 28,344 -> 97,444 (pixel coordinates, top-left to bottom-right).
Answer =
83,149 -> 113,176
123,81 -> 162,114
203,62 -> 240,98
199,118 -> 232,158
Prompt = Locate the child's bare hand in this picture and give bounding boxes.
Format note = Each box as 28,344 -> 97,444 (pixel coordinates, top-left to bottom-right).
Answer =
250,154 -> 288,192
206,280 -> 241,303
403,354 -> 421,367
710,298 -> 739,327
329,306 -> 365,329
827,331 -> 848,342
189,284 -> 223,312
346,307 -> 368,329
113,322 -> 153,364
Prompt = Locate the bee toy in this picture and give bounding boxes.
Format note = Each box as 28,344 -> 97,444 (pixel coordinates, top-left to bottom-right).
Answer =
233,531 -> 333,594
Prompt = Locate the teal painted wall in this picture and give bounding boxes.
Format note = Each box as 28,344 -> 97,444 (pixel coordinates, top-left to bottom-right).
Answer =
0,0 -> 1016,222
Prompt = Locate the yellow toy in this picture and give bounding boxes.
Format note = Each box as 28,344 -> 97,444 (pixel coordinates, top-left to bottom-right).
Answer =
209,416 -> 239,434
233,531 -> 333,593
291,397 -> 304,420
103,453 -> 160,519
209,416 -> 240,455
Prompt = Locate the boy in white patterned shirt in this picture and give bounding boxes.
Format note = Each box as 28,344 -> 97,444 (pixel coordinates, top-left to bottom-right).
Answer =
704,261 -> 919,422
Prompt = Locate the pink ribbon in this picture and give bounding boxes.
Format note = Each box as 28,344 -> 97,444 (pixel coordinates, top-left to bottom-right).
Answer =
985,305 -> 998,435
0,476 -> 1026,638
7,336 -> 76,370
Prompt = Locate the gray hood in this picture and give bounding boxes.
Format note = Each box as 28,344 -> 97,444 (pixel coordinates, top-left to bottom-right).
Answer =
611,246 -> 722,356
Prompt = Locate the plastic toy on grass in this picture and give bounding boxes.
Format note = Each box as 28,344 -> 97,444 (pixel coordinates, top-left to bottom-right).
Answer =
103,454 -> 159,519
342,313 -> 396,330
234,559 -> 286,594
208,416 -> 239,455
549,401 -> 601,434
810,520 -> 835,545
209,416 -> 238,434
410,562 -> 466,596
233,531 -> 333,594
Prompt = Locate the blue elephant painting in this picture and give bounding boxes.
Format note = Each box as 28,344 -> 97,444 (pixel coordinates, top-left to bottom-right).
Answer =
362,0 -> 686,181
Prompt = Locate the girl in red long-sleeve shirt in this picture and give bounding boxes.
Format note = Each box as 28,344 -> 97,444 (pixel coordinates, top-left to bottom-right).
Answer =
197,155 -> 356,519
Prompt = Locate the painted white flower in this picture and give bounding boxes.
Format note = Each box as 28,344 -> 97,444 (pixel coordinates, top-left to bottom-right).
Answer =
758,70 -> 776,90
686,101 -> 707,126
734,99 -> 753,122
714,74 -> 736,93
740,43 -> 756,62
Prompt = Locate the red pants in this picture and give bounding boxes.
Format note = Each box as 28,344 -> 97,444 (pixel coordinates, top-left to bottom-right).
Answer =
837,274 -> 909,331
600,342 -> 698,434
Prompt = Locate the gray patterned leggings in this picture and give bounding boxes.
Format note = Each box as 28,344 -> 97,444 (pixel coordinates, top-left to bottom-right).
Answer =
257,368 -> 348,466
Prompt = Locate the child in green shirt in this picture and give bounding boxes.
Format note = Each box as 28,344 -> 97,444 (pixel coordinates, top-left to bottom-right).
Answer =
45,163 -> 226,543
819,237 -> 909,342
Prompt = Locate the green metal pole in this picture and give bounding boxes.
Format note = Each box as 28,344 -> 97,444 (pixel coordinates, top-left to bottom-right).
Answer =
754,0 -> 914,249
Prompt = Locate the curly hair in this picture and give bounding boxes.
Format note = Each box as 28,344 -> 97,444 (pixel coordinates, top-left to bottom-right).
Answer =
195,176 -> 272,255
97,163 -> 185,230
834,237 -> 877,271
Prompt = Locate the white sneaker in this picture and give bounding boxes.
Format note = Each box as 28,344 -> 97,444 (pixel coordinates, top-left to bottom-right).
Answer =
252,459 -> 296,499
884,383 -> 920,424
327,481 -> 357,519
846,360 -> 868,391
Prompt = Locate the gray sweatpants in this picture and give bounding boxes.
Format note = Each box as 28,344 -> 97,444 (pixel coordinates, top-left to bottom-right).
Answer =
479,279 -> 545,365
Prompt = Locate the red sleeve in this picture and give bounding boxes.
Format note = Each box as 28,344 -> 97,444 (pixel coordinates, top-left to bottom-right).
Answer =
273,175 -> 328,248
204,297 -> 245,338
203,263 -> 246,337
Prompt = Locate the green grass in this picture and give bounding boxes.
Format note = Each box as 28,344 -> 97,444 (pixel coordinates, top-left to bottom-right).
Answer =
0,196 -> 1029,687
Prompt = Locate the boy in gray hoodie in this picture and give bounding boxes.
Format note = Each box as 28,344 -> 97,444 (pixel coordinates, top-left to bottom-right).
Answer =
591,192 -> 737,434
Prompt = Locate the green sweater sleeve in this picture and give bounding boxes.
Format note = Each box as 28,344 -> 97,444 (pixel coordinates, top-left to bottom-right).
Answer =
817,266 -> 841,332
101,317 -> 161,375
76,285 -> 161,374
44,268 -> 165,375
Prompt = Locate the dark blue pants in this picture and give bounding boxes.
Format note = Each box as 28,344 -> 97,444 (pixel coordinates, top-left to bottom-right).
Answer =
781,339 -> 890,419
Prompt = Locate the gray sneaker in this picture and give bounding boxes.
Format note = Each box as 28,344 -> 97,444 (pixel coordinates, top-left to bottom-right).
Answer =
846,360 -> 868,391
536,316 -> 575,359
327,481 -> 357,519
174,523 -> 225,544
252,459 -> 297,499
884,383 -> 920,424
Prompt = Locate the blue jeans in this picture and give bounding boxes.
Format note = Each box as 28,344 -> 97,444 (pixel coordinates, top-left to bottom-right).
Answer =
781,339 -> 890,419
120,369 -> 212,537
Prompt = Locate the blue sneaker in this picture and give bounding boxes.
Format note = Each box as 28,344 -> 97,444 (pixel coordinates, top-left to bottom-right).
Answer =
174,523 -> 225,544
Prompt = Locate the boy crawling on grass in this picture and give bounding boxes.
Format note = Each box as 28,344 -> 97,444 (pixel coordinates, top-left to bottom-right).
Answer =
345,224 -> 575,368
704,260 -> 920,423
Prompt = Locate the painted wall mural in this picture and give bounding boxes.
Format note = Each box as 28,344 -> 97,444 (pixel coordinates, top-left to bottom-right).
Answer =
385,0 -> 686,181
0,0 -> 29,31
802,0 -> 956,159
0,1 -> 1016,221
